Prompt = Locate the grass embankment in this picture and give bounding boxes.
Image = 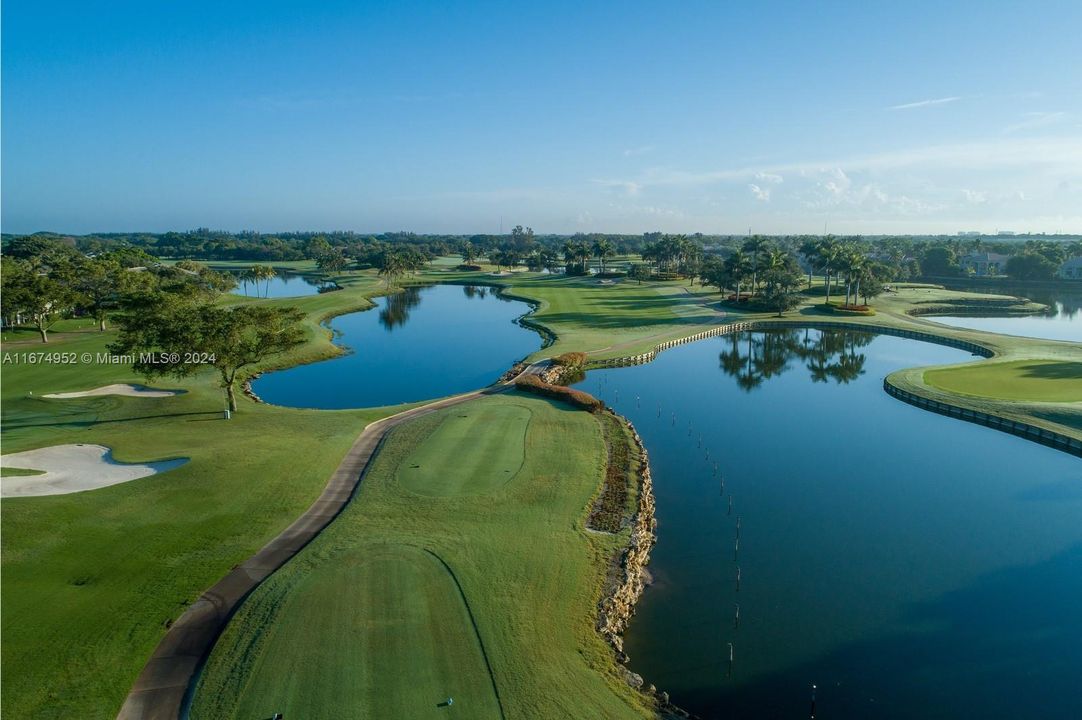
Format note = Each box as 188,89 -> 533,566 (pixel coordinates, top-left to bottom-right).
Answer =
191,393 -> 652,720
425,269 -> 740,361
0,276 -> 411,718
924,360 -> 1082,402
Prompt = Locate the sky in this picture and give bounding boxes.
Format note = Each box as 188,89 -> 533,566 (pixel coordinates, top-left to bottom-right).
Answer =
3,0 -> 1082,236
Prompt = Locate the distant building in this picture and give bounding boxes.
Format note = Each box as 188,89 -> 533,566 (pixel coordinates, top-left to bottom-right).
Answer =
1058,256 -> 1082,280
960,251 -> 1011,277
997,230 -> 1016,236
956,231 -> 981,237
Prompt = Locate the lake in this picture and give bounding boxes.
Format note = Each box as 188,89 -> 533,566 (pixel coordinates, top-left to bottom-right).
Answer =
929,283 -> 1081,342
231,272 -> 337,298
253,284 -> 542,408
575,328 -> 1082,719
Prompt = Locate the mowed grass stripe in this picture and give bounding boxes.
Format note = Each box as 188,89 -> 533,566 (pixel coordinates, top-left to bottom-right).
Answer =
219,544 -> 502,720
397,404 -> 531,496
192,394 -> 652,719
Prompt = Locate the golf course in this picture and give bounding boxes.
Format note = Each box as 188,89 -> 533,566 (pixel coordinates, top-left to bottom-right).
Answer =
2,260 -> 1080,719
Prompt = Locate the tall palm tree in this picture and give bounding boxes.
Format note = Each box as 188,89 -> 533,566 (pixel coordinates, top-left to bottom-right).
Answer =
817,237 -> 840,304
741,235 -> 772,293
593,238 -> 615,273
724,250 -> 752,300
562,241 -> 577,269
461,241 -> 477,266
248,265 -> 276,298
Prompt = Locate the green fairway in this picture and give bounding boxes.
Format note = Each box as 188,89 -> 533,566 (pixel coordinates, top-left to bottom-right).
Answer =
192,393 -> 652,720
924,360 -> 1082,402
398,403 -> 531,496
199,543 -> 502,720
0,324 -> 406,719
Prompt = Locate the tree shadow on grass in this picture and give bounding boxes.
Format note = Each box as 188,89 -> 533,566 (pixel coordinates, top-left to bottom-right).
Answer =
668,544 -> 1082,720
1018,362 -> 1082,381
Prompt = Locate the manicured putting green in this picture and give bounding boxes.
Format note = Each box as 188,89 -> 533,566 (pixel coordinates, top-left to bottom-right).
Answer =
397,403 -> 531,496
925,360 -> 1082,402
205,544 -> 501,720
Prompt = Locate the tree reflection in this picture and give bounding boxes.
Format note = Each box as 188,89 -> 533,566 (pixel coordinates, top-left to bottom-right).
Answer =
462,285 -> 488,300
719,329 -> 871,390
379,286 -> 424,330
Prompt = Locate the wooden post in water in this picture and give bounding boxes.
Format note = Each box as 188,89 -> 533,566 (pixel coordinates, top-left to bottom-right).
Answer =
727,642 -> 734,679
728,495 -> 733,516
810,684 -> 817,719
734,602 -> 740,629
736,566 -> 741,592
734,536 -> 740,561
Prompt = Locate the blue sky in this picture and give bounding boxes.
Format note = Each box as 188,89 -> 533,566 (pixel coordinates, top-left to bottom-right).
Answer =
3,0 -> 1081,234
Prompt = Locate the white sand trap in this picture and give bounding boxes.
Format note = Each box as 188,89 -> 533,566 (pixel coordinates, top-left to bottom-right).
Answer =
42,383 -> 181,399
1,444 -> 188,497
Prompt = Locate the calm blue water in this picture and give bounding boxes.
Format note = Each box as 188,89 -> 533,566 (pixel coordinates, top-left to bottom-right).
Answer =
929,302 -> 1080,342
231,272 -> 337,298
254,284 -> 541,408
576,329 -> 1082,719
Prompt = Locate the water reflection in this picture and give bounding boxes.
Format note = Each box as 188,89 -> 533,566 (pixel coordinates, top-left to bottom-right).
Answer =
379,286 -> 423,330
462,284 -> 489,300
718,329 -> 871,391
574,329 -> 1082,719
253,284 -> 541,408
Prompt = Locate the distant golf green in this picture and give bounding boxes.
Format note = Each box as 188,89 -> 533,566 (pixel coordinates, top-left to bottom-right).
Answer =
924,360 -> 1082,402
191,394 -> 652,719
398,403 -> 531,496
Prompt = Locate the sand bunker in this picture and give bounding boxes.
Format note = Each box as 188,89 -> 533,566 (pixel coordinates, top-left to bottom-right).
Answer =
1,444 -> 188,497
42,383 -> 181,399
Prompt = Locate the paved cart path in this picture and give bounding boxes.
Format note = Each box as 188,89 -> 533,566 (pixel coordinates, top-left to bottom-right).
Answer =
117,364 -> 546,720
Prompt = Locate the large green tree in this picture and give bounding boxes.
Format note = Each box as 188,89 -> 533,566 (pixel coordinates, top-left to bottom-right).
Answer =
1,256 -> 76,342
110,300 -> 305,412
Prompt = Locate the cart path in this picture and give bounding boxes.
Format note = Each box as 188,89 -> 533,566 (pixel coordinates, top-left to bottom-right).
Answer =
116,364 -> 546,720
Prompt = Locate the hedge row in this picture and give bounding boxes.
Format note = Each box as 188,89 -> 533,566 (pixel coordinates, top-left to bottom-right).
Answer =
515,374 -> 605,412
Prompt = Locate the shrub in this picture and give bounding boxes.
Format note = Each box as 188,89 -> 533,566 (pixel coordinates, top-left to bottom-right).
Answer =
826,302 -> 876,316
515,374 -> 604,412
456,264 -> 482,271
553,351 -> 588,368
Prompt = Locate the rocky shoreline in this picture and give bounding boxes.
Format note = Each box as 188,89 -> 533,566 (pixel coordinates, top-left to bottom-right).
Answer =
597,409 -> 691,718
241,373 -> 265,403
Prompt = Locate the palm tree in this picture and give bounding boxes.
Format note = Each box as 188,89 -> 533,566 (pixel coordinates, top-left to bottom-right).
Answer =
575,241 -> 591,273
593,238 -> 615,274
562,241 -> 578,272
724,250 -> 752,301
839,250 -> 864,307
248,265 -> 276,298
238,268 -> 255,296
741,235 -> 772,293
817,237 -> 840,304
462,241 -> 477,266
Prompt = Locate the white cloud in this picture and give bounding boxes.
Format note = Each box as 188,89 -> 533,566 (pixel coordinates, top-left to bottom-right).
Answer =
623,145 -> 654,157
889,96 -> 960,110
592,179 -> 642,196
1003,111 -> 1068,134
755,171 -> 783,184
961,189 -> 988,204
748,184 -> 771,201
